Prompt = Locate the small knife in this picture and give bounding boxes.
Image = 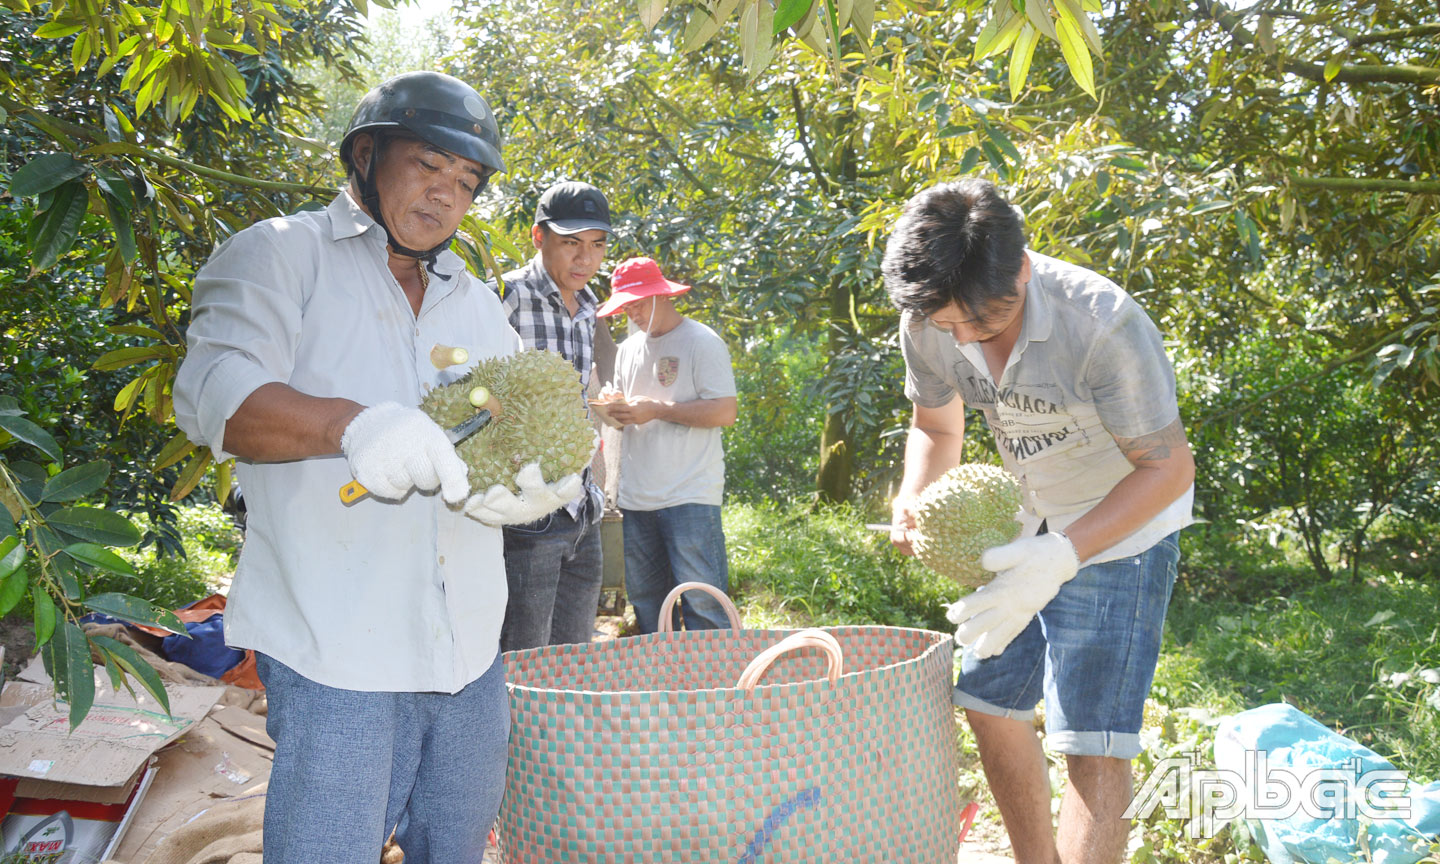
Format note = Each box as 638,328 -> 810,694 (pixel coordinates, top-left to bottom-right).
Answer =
338,409 -> 493,505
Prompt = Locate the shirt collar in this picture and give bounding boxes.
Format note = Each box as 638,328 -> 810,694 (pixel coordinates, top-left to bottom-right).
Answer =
1017,251 -> 1053,348
327,189 -> 467,278
525,254 -> 598,315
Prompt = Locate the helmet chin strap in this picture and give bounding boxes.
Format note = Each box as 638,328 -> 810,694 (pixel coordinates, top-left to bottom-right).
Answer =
356,153 -> 453,280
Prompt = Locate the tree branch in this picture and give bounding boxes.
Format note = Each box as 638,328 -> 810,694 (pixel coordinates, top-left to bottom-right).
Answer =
1348,24 -> 1440,47
1290,175 -> 1440,195
789,84 -> 835,194
1196,1 -> 1440,86
3,95 -> 334,196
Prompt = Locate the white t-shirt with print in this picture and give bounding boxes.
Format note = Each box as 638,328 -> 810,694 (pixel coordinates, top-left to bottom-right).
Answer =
614,318 -> 736,510
901,251 -> 1194,564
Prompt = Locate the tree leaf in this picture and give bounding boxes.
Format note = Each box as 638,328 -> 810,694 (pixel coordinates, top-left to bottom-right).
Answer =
0,414 -> 62,462
29,179 -> 90,272
90,635 -> 171,715
1256,14 -> 1275,55
985,124 -> 1024,164
102,190 -> 138,264
41,461 -> 110,502
153,430 -> 196,471
93,345 -> 166,371
32,590 -> 56,646
773,0 -> 811,34
0,570 -> 28,617
1054,7 -> 1095,97
84,593 -> 185,634
215,459 -> 234,507
1055,0 -> 1101,56
1009,23 -> 1040,101
34,20 -> 86,39
959,146 -> 981,174
63,542 -> 136,576
0,535 -> 24,581
1022,0 -> 1057,42
1323,52 -> 1344,83
9,153 -> 90,197
42,622 -> 96,729
92,165 -> 136,211
47,506 -> 142,547
637,0 -> 667,29
169,449 -> 213,501
974,1 -> 1022,61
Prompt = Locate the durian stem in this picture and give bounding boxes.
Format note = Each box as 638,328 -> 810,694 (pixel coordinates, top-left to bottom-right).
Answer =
430,345 -> 469,369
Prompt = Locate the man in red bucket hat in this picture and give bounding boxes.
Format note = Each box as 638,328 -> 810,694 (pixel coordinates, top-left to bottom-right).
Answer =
597,257 -> 738,633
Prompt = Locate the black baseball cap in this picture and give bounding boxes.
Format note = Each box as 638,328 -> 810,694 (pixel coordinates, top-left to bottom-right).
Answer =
535,181 -> 614,236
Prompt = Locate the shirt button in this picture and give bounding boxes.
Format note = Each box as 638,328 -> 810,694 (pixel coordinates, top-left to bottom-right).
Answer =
438,556 -> 446,565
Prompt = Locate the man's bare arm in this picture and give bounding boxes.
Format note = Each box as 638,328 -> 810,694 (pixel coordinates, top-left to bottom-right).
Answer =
891,397 -> 968,555
1059,417 -> 1195,561
223,382 -> 365,462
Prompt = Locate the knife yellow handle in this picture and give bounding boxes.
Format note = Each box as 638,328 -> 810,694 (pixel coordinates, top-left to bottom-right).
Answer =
339,480 -> 369,505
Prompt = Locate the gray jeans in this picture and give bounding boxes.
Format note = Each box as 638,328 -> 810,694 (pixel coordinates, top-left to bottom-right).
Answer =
499,507 -> 603,652
257,653 -> 508,863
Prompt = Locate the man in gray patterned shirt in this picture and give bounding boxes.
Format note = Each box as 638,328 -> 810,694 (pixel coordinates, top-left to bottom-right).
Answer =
885,179 -> 1195,864
490,181 -> 613,650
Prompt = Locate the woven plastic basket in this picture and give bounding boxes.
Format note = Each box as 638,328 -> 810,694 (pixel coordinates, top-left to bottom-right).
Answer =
497,583 -> 962,862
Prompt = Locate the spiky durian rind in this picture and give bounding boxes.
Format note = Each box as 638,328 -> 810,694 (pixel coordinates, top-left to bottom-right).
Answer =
912,463 -> 1023,588
421,350 -> 594,494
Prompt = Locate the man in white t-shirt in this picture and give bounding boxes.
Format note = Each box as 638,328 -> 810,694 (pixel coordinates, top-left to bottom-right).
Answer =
597,257 -> 738,633
884,179 -> 1195,864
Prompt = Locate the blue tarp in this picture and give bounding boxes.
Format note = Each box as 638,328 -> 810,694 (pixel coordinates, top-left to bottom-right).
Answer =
1215,703 -> 1440,864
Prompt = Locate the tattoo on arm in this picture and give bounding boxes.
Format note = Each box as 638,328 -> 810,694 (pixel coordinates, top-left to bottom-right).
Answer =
1115,418 -> 1189,464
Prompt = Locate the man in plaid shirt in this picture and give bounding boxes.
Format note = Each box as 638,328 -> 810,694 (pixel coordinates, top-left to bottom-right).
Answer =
490,181 -> 613,651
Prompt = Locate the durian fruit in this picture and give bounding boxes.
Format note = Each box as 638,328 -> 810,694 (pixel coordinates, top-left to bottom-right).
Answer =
911,464 -> 1023,588
421,350 -> 594,494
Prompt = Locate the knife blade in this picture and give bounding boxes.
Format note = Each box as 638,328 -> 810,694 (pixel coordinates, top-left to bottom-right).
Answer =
338,409 -> 493,505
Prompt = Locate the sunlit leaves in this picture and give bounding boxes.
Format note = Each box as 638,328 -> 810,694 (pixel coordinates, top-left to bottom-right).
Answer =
1009,22 -> 1040,100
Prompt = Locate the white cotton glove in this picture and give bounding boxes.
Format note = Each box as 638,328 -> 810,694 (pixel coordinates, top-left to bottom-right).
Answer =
340,402 -> 470,503
945,532 -> 1081,660
463,462 -> 585,526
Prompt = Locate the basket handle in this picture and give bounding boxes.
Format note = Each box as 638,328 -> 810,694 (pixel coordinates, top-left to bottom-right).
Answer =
657,582 -> 743,632
736,629 -> 845,692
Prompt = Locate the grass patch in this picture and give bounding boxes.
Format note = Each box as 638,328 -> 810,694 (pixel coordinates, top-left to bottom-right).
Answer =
725,500 -> 952,631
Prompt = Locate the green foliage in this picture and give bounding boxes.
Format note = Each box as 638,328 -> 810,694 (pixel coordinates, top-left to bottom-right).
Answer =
0,399 -> 183,726
1181,324 -> 1440,582
724,500 -> 952,631
725,327 -> 825,504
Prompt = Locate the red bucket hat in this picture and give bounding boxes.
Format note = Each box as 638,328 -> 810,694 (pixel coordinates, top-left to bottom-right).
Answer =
597,257 -> 691,318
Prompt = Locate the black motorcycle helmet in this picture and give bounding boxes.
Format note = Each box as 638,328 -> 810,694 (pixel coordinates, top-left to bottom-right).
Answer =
340,72 -> 505,266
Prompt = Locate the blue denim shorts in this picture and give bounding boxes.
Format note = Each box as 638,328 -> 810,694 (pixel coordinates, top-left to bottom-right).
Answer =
953,532 -> 1180,759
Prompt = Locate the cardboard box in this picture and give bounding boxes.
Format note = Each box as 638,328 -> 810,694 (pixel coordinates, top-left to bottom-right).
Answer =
107,706 -> 274,863
0,662 -> 222,795
0,763 -> 157,863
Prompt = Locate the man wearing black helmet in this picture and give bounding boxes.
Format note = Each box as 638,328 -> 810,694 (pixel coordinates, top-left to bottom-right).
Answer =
175,72 -> 570,862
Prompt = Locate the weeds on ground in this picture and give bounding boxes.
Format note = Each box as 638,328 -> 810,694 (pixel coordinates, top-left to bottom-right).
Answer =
724,500 -> 952,631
